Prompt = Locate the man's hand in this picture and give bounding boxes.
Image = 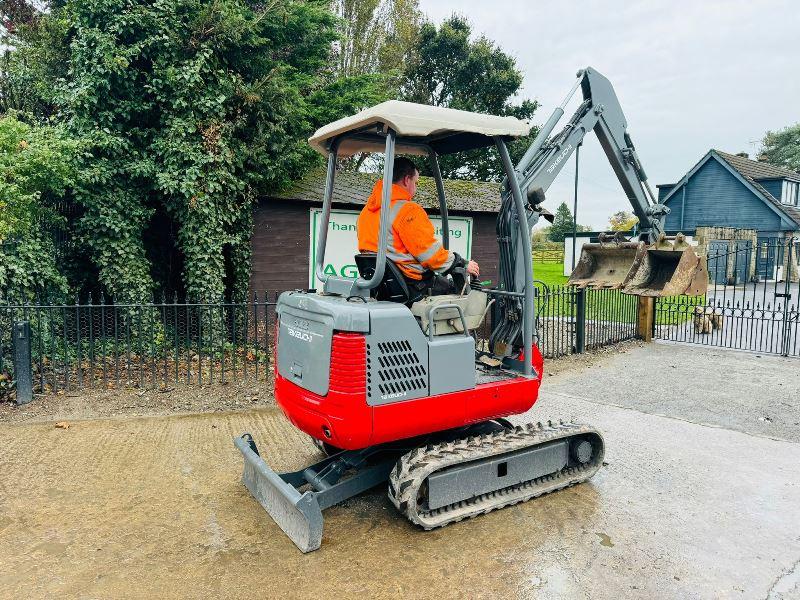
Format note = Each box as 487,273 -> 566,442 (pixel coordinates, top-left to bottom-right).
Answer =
466,260 -> 480,277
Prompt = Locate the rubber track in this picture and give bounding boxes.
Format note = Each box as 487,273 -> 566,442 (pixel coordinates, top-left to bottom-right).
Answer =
388,421 -> 604,530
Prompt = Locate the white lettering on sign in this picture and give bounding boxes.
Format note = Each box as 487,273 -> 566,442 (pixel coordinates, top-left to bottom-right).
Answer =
309,208 -> 473,289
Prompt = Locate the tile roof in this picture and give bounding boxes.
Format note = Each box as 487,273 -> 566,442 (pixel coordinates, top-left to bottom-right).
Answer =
270,167 -> 502,213
714,151 -> 800,227
715,151 -> 800,182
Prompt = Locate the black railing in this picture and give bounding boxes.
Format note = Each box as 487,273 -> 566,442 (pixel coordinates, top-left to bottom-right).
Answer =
1,286 -> 640,395
533,285 -> 638,358
655,237 -> 799,357
0,293 -> 279,394
584,287 -> 639,350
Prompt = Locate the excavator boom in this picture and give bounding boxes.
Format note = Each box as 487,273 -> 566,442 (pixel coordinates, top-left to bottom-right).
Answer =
490,67 -> 706,355
510,68 -> 667,243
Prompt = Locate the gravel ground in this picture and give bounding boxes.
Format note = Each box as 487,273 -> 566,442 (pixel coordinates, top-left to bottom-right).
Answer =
1,342 -> 799,599
0,378 -> 274,424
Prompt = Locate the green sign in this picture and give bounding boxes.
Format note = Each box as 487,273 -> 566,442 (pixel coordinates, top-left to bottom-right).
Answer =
309,208 -> 473,288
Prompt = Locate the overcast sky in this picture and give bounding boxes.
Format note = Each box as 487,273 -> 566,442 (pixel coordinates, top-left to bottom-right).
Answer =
418,0 -> 800,229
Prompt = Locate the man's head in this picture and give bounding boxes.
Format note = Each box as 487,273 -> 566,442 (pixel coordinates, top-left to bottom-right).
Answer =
392,157 -> 419,197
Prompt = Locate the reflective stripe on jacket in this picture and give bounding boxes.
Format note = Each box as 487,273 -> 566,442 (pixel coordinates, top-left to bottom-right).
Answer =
357,180 -> 454,280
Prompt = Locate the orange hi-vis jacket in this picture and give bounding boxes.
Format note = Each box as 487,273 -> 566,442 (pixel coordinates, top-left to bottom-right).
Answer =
357,180 -> 454,280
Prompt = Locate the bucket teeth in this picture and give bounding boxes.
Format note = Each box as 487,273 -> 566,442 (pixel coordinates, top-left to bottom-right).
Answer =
567,236 -> 708,297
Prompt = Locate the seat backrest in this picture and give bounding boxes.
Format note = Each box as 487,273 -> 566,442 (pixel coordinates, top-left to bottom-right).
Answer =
354,254 -> 422,305
409,290 -> 488,336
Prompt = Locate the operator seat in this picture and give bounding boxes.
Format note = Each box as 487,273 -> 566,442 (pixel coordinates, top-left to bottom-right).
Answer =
410,290 -> 489,336
354,253 -> 423,306
355,253 -> 490,337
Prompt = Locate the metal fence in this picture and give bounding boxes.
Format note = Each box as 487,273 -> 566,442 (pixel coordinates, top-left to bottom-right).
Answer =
533,285 -> 638,358
1,286 -> 639,396
655,237 -> 799,357
0,293 -> 279,394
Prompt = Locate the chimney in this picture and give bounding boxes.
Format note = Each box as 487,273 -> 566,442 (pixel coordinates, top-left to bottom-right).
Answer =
757,154 -> 769,162
735,152 -> 749,158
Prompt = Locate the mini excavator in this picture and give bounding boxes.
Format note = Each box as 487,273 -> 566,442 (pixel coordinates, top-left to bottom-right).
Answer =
234,67 -> 707,552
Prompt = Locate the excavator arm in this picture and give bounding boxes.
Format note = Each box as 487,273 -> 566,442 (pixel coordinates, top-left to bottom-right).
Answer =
490,67 -> 705,357
514,67 -> 667,243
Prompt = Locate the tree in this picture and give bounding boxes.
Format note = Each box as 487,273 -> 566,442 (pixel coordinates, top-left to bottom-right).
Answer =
0,113 -> 77,300
531,227 -> 552,243
760,123 -> 800,172
548,202 -> 576,242
333,0 -> 421,79
401,15 -> 538,181
328,0 -> 420,173
1,1 -> 71,117
1,0 -> 384,304
2,0 -> 392,303
608,210 -> 638,231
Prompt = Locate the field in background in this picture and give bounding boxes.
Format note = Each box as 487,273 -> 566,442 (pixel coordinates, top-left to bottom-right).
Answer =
533,262 -> 569,287
532,262 -> 698,326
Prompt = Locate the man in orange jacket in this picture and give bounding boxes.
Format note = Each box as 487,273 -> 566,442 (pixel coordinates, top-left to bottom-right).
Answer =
357,157 -> 480,296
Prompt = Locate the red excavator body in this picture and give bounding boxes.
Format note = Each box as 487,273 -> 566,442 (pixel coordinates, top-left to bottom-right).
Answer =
275,330 -> 544,450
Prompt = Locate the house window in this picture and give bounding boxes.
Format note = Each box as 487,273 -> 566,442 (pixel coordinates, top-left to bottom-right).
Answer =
782,181 -> 799,206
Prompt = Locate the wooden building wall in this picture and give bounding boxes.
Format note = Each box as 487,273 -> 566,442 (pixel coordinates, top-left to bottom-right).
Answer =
250,200 -> 310,294
663,158 -> 785,234
250,199 -> 499,295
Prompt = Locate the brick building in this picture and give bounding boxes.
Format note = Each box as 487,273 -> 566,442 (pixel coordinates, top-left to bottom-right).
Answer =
250,168 -> 503,294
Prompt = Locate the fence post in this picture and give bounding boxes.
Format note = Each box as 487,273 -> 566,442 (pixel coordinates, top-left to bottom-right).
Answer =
780,237 -> 795,357
575,288 -> 586,353
13,321 -> 33,405
637,296 -> 655,342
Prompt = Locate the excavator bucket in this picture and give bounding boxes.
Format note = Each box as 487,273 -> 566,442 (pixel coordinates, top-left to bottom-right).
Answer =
620,236 -> 708,297
568,242 -> 647,289
568,235 -> 708,297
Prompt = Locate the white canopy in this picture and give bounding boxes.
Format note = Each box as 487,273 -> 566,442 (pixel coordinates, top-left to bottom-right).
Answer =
308,100 -> 532,157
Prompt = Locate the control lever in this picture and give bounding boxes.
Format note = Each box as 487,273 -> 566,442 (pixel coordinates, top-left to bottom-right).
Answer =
451,266 -> 469,295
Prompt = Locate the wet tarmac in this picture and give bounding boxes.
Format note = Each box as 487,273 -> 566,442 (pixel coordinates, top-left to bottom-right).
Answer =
1,344 -> 798,599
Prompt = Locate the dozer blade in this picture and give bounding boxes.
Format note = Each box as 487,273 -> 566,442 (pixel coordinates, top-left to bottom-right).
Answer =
621,237 -> 708,297
567,242 -> 646,289
234,434 -> 323,553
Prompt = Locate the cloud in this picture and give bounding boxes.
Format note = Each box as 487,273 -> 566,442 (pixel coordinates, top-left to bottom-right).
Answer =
419,0 -> 800,229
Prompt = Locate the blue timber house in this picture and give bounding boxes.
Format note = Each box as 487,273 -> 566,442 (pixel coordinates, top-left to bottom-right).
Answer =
657,150 -> 800,237
657,151 -> 800,283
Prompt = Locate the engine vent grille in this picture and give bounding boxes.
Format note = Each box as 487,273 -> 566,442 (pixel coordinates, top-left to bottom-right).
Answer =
368,340 -> 427,397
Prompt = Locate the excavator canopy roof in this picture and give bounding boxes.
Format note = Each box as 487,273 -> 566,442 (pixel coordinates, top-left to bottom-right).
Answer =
308,100 -> 532,157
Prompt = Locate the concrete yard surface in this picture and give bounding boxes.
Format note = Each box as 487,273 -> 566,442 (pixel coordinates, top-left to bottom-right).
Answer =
1,344 -> 799,599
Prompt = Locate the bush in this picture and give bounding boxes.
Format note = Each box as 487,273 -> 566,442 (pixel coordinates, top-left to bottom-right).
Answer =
0,114 -> 78,301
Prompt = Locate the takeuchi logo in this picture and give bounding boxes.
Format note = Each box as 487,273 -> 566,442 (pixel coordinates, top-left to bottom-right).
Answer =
546,144 -> 572,174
